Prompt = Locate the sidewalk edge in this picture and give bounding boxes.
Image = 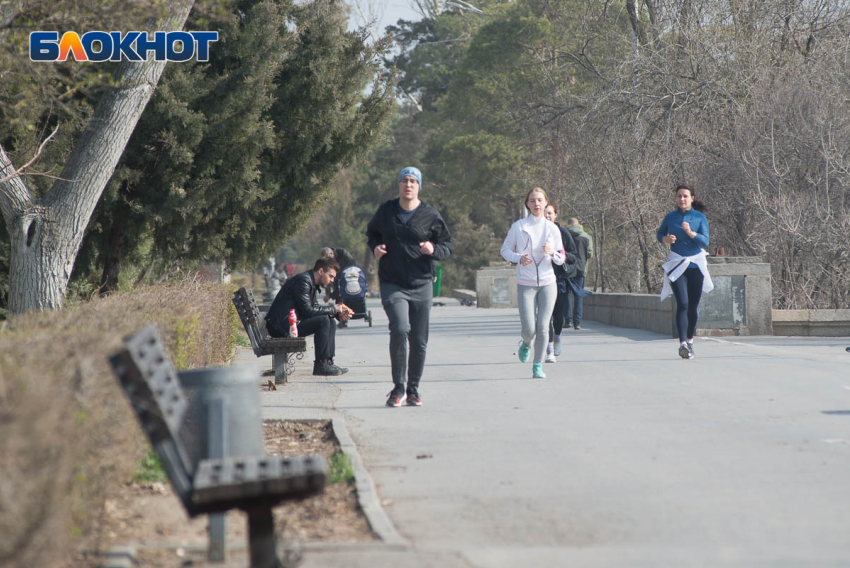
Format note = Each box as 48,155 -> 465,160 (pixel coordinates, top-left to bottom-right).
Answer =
330,415 -> 409,547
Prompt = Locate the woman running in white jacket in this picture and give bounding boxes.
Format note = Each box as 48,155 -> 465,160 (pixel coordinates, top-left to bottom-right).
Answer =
500,188 -> 566,378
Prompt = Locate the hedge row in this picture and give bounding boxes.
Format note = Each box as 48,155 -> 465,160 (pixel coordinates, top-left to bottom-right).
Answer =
0,280 -> 239,568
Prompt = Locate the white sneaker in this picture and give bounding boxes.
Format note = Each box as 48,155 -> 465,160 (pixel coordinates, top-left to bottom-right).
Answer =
545,353 -> 557,363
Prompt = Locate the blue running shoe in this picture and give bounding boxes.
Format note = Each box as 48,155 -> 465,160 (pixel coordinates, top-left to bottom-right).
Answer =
553,342 -> 562,356
518,340 -> 531,363
532,363 -> 546,378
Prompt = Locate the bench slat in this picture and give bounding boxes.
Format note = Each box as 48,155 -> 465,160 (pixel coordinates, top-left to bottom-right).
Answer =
192,455 -> 326,510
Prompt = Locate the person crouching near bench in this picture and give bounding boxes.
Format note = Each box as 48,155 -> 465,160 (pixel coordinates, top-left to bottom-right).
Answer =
265,257 -> 351,376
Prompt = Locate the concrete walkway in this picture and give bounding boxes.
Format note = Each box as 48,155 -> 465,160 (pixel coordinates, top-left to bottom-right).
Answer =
247,298 -> 850,568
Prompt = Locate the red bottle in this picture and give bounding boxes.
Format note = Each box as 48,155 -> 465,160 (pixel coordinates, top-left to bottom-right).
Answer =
288,309 -> 298,338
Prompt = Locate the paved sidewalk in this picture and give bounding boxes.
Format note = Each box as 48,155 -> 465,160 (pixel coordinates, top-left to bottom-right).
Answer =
241,298 -> 850,568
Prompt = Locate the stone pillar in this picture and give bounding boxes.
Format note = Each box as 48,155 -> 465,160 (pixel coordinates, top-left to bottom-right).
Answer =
697,257 -> 772,336
475,262 -> 517,308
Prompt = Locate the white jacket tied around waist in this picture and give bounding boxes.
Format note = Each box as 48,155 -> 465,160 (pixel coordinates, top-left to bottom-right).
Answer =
501,215 -> 565,287
660,249 -> 714,301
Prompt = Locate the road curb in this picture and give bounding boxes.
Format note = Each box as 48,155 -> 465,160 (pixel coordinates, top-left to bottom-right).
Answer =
330,415 -> 409,547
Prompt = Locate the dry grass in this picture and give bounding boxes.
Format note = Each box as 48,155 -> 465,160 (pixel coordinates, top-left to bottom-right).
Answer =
264,421 -> 376,544
0,280 -> 238,568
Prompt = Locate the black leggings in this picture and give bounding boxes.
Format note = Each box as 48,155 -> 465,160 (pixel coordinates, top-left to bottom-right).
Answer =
670,265 -> 704,342
549,285 -> 569,339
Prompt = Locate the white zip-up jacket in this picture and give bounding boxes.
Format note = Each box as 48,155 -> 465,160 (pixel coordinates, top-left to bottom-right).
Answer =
501,214 -> 565,287
659,249 -> 714,301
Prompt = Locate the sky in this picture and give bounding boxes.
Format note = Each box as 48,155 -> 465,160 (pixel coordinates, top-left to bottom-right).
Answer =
346,0 -> 423,36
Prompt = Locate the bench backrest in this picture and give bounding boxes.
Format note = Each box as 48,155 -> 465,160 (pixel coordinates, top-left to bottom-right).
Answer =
109,324 -> 195,511
232,287 -> 270,356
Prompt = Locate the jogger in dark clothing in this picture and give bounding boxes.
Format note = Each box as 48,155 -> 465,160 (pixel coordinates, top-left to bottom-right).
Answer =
543,204 -> 577,362
366,166 -> 452,407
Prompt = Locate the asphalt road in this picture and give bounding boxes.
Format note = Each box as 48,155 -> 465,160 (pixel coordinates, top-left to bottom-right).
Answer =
260,298 -> 850,568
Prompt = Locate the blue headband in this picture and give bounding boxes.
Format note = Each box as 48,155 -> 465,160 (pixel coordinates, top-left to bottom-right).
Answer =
398,166 -> 422,186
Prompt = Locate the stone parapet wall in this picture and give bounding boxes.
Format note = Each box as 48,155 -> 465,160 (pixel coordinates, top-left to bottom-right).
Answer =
772,310 -> 850,336
584,257 -> 773,337
582,293 -> 677,337
476,256 -> 783,337
475,263 -> 517,309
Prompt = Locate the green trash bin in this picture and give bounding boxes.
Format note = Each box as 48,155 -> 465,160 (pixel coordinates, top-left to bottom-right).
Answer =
433,265 -> 443,297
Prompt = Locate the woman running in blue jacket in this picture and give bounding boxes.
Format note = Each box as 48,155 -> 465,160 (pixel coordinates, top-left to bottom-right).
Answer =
657,184 -> 714,359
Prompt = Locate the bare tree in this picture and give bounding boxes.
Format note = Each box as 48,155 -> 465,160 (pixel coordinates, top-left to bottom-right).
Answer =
506,0 -> 850,305
0,0 -> 196,314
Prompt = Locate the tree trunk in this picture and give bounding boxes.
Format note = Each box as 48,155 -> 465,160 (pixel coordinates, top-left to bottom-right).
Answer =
626,0 -> 647,46
0,0 -> 195,314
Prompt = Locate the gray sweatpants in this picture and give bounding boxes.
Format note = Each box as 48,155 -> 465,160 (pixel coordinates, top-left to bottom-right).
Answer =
381,281 -> 433,392
517,282 -> 558,365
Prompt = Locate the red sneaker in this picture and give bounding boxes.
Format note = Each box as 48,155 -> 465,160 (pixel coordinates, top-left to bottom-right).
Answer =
386,390 -> 404,407
406,392 -> 422,406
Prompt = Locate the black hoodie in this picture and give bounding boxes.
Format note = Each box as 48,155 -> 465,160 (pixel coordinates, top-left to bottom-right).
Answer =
366,198 -> 453,289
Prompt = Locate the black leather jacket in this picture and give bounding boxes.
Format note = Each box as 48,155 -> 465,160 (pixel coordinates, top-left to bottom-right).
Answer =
366,198 -> 452,289
265,270 -> 335,335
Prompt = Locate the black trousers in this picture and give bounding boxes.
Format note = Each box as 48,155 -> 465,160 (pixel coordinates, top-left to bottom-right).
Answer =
269,315 -> 335,361
670,265 -> 704,342
548,282 -> 569,340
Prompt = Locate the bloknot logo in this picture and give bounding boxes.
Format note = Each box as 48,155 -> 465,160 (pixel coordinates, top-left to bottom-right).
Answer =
29,31 -> 218,62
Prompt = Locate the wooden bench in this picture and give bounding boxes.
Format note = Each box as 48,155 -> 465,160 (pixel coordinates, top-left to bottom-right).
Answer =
109,325 -> 326,568
233,287 -> 306,384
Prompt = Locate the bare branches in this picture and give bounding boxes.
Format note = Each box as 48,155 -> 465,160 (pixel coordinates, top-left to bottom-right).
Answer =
0,126 -> 60,185
498,0 -> 850,306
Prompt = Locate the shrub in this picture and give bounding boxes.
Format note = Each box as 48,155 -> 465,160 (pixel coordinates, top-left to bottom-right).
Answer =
0,280 -> 236,568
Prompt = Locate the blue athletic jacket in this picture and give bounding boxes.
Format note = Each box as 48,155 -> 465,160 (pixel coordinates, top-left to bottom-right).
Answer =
656,208 -> 709,257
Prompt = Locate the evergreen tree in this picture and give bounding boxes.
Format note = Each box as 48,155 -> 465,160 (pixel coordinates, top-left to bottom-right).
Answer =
74,0 -> 396,292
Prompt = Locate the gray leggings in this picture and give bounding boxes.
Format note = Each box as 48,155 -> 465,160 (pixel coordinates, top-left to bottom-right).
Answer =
517,282 -> 558,364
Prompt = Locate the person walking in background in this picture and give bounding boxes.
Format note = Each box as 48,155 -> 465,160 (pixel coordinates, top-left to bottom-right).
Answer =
543,204 -> 577,362
271,263 -> 287,285
564,217 -> 593,330
366,166 -> 453,407
501,188 -> 566,378
657,184 -> 714,359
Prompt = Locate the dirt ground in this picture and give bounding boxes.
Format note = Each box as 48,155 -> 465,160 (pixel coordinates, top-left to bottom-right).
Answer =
76,420 -> 376,567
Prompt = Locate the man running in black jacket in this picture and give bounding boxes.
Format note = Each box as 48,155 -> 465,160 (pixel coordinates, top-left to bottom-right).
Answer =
366,166 -> 453,407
